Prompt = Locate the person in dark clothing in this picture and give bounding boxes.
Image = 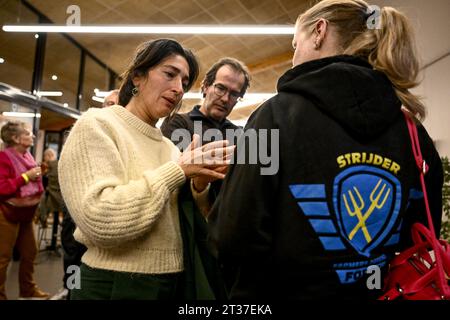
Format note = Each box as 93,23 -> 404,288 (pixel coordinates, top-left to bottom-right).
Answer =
161,58 -> 250,296
58,207 -> 87,300
162,104 -> 241,150
39,148 -> 87,300
161,57 -> 250,207
208,0 -> 443,300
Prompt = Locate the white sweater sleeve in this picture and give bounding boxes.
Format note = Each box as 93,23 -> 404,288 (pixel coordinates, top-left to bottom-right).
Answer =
58,115 -> 185,248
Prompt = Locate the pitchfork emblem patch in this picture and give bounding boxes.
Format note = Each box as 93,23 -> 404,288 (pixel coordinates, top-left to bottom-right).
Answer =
333,166 -> 402,257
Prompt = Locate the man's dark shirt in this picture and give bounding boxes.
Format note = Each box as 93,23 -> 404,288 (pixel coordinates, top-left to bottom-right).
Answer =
161,105 -> 241,149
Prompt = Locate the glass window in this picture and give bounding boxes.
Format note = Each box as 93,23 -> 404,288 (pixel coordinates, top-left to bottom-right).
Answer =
0,1 -> 38,90
41,34 -> 81,109
82,56 -> 110,111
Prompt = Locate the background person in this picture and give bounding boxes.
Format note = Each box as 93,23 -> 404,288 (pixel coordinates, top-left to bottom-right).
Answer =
0,121 -> 49,300
51,133 -> 87,301
208,0 -> 443,300
38,148 -> 65,252
102,89 -> 119,108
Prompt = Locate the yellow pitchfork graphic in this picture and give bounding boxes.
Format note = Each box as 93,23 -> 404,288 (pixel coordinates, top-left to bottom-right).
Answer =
342,179 -> 391,243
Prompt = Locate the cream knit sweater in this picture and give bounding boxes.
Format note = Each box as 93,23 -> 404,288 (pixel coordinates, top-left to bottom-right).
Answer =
59,105 -> 187,274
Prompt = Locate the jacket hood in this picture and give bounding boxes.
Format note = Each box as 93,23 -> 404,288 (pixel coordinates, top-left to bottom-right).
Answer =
277,55 -> 402,139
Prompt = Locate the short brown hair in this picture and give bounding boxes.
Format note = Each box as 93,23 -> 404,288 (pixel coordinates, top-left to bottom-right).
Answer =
1,121 -> 27,147
202,57 -> 251,98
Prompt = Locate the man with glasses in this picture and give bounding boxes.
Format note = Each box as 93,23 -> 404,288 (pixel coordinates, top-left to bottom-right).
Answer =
161,57 -> 250,147
161,58 -> 250,298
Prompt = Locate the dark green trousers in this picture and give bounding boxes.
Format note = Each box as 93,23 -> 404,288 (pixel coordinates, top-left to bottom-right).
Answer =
70,263 -> 181,300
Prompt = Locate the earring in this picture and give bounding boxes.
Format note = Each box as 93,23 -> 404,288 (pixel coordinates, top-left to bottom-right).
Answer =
314,38 -> 322,50
132,87 -> 139,97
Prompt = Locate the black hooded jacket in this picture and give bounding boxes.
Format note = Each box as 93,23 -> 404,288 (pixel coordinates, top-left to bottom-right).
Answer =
208,55 -> 443,300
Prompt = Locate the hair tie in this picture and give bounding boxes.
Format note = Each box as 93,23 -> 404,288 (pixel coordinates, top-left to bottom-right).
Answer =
365,10 -> 376,21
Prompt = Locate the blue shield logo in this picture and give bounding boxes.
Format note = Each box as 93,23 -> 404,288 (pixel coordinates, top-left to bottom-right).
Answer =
333,166 -> 401,257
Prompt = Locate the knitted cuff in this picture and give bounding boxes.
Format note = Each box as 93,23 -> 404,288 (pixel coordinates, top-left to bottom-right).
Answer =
147,161 -> 186,193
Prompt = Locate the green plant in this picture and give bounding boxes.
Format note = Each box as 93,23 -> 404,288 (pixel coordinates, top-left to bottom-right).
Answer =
441,156 -> 450,241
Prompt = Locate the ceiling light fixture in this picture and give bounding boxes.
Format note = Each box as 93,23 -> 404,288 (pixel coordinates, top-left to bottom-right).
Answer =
0,58 -> 4,63
183,92 -> 275,100
92,96 -> 104,103
2,25 -> 294,35
240,93 -> 275,100
94,90 -> 110,98
183,92 -> 275,109
36,91 -> 63,97
94,91 -> 274,101
3,112 -> 41,118
34,34 -> 39,38
182,92 -> 202,100
52,75 -> 58,80
92,91 -> 274,107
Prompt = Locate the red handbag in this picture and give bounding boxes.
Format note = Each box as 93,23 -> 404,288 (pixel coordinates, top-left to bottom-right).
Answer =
379,112 -> 450,300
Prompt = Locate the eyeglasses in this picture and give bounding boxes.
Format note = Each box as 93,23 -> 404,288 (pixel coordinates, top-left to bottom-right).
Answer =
213,83 -> 242,101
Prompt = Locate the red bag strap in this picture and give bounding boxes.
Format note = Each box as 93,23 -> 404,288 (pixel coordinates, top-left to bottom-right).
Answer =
403,112 -> 434,232
403,110 -> 449,297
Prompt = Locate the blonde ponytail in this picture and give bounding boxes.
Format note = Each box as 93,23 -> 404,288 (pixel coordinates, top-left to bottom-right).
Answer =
297,0 -> 425,120
345,7 -> 425,120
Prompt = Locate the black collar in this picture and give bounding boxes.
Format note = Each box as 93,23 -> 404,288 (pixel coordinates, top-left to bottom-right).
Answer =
187,105 -> 238,129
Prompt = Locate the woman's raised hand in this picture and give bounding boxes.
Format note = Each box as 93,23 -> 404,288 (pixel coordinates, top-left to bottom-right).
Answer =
178,134 -> 235,180
24,166 -> 42,181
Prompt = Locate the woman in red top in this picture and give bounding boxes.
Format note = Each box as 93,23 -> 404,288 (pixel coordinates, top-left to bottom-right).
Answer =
0,121 -> 49,300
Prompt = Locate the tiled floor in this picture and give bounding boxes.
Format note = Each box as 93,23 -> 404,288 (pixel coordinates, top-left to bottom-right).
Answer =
5,220 -> 65,300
